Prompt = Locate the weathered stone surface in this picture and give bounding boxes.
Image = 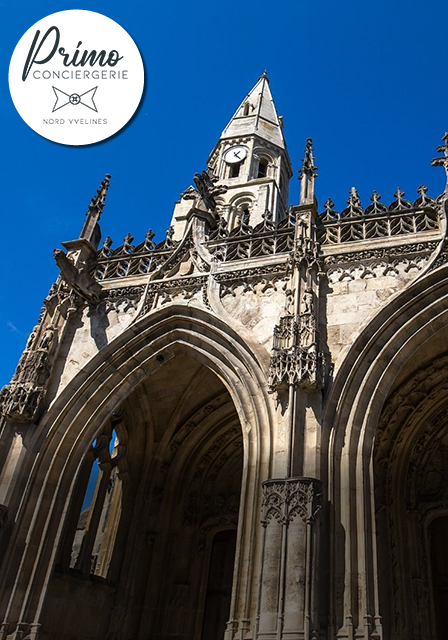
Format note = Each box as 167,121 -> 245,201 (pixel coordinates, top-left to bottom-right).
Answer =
1,81 -> 448,640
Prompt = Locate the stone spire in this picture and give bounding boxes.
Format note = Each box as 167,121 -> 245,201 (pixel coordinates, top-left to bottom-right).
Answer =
79,173 -> 111,248
220,72 -> 286,149
299,138 -> 318,205
171,76 -> 292,238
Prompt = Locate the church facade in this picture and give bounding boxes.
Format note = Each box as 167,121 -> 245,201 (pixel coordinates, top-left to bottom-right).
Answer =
0,74 -> 447,640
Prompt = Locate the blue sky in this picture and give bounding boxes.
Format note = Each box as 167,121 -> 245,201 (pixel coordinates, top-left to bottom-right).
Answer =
1,0 -> 448,385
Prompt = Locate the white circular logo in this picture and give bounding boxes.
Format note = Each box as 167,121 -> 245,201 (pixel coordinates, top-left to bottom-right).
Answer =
9,10 -> 144,146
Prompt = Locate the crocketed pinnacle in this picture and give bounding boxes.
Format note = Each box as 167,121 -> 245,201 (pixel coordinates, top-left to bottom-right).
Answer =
87,173 -> 111,220
431,132 -> 448,193
79,173 -> 111,247
299,138 -> 318,180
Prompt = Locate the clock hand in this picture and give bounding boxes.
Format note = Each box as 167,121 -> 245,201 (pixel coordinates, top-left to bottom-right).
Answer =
234,151 -> 241,158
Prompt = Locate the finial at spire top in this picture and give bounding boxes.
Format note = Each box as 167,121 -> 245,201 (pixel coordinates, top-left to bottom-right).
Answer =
431,133 -> 448,194
260,70 -> 269,82
79,173 -> 111,247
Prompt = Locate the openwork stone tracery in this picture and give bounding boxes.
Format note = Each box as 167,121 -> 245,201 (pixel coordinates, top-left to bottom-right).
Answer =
3,81 -> 448,640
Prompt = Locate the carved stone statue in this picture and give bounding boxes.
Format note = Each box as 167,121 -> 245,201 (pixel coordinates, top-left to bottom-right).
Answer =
26,326 -> 39,351
302,288 -> 314,314
39,326 -> 54,352
181,166 -> 227,212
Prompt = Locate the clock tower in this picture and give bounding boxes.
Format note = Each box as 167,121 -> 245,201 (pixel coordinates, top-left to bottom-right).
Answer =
171,72 -> 292,237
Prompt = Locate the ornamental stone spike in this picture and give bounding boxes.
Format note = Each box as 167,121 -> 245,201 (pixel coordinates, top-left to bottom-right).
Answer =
80,173 -> 111,248
299,138 -> 318,205
348,186 -> 362,209
431,133 -> 448,194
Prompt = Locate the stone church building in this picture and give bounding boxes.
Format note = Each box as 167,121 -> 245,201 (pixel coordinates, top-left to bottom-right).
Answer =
1,74 -> 448,640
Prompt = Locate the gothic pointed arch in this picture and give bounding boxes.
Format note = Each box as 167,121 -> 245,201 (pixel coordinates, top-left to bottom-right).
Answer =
0,305 -> 274,639
323,262 -> 448,638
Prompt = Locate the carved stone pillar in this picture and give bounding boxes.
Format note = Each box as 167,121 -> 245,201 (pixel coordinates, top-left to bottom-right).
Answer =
255,477 -> 322,640
0,622 -> 40,640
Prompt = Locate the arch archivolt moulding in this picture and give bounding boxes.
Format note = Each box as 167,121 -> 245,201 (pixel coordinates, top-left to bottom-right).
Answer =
252,146 -> 275,165
323,263 -> 448,638
374,352 -> 448,482
229,192 -> 255,208
373,369 -> 448,639
0,305 -> 275,632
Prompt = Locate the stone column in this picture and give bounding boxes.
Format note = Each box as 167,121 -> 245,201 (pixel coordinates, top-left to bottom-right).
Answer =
255,477 -> 321,640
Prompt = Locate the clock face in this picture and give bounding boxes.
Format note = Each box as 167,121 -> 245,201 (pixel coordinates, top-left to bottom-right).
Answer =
224,145 -> 248,164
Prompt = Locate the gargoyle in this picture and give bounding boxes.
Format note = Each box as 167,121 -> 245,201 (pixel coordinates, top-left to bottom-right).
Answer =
54,249 -> 103,305
181,166 -> 227,212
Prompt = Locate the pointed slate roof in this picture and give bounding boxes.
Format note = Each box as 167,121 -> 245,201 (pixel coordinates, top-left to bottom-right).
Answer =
220,72 -> 286,149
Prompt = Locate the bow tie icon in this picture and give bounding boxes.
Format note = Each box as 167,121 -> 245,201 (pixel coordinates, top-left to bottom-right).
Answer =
52,86 -> 98,113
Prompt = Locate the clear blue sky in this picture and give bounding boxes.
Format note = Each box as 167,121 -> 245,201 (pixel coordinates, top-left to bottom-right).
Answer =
1,0 -> 448,385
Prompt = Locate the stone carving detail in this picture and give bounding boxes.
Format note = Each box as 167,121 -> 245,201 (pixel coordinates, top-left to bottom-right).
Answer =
299,137 -> 318,204
374,355 -> 448,639
261,477 -> 321,526
91,192 -> 440,303
0,268 -> 79,423
215,264 -> 289,298
269,342 -> 325,391
43,280 -> 76,315
299,138 -> 318,181
292,234 -> 325,274
318,185 -> 439,245
325,241 -> 438,266
324,240 -> 437,282
104,286 -> 145,313
375,353 -> 448,456
157,397 -> 232,482
181,166 -> 227,211
0,322 -> 58,423
431,250 -> 448,270
431,132 -> 448,190
185,491 -> 240,528
207,216 -> 295,262
0,621 -> 40,640
148,275 -> 208,309
54,249 -> 103,305
193,425 -> 240,481
95,228 -> 178,281
269,234 -> 326,392
208,215 -> 228,240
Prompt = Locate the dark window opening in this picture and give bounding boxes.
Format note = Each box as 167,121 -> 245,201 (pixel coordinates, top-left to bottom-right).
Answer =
243,103 -> 250,116
230,163 -> 241,178
258,160 -> 268,178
